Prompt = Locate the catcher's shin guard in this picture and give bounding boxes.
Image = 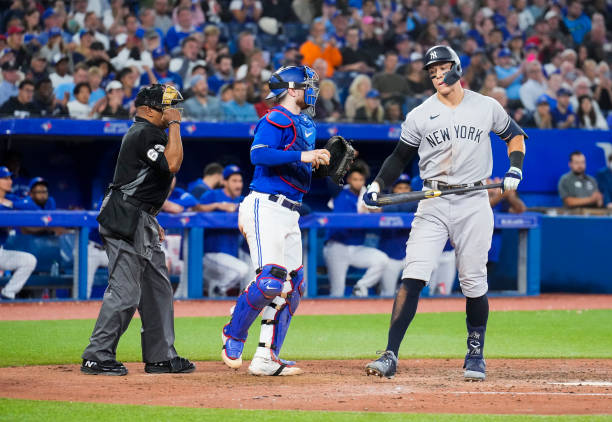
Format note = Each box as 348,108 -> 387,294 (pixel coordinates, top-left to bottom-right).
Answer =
463,320 -> 486,381
255,266 -> 305,362
222,264 -> 286,368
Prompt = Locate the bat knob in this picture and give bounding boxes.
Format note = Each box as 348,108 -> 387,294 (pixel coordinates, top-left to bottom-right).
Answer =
363,191 -> 378,207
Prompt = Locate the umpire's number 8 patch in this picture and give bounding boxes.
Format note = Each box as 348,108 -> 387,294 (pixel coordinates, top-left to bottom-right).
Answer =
147,148 -> 159,162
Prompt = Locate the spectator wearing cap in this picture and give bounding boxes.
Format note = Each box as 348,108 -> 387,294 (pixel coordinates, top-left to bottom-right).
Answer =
207,54 -> 234,96
315,79 -> 343,122
299,21 -> 342,78
563,1 -> 591,45
0,62 -> 20,107
153,0 -> 173,34
165,6 -> 198,55
508,33 -> 525,63
552,88 -> 577,129
344,74 -> 371,121
338,26 -> 375,74
141,47 -> 184,90
48,54 -> 72,89
170,37 -> 205,86
38,8 -> 73,45
533,94 -> 553,129
93,80 -> 129,119
360,15 -> 384,68
0,79 -> 38,118
230,0 -> 263,24
494,48 -> 524,107
354,89 -> 384,123
67,82 -> 93,119
519,60 -> 547,112
5,26 -> 28,69
54,62 -> 89,102
372,51 -> 410,106
544,9 -> 572,47
198,164 -> 250,296
329,10 -> 349,48
26,54 -> 49,84
33,78 -> 68,117
394,33 -> 413,67
183,74 -> 223,121
222,80 -> 257,122
0,166 -> 37,300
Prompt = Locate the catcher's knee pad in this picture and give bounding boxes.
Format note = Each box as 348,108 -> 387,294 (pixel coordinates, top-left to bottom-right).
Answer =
226,264 -> 287,341
265,266 -> 305,356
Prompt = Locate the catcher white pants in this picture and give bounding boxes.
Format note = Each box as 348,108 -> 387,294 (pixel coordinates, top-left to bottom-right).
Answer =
0,247 -> 37,299
323,241 -> 389,297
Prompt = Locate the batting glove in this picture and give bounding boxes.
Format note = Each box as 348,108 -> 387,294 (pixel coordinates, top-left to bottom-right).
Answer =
503,166 -> 522,191
364,182 -> 381,210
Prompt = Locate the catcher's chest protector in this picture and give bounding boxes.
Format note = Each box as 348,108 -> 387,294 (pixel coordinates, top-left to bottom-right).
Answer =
266,107 -> 316,193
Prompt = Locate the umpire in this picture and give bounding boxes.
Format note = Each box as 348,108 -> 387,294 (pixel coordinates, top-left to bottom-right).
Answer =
81,84 -> 195,376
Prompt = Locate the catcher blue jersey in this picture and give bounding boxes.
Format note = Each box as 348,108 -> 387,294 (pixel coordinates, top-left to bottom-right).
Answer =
249,105 -> 316,202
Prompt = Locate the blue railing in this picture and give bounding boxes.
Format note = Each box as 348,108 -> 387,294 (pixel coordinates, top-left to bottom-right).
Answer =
0,211 -> 541,299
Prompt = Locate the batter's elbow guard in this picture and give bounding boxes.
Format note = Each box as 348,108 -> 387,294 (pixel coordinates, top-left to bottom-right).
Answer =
497,118 -> 528,142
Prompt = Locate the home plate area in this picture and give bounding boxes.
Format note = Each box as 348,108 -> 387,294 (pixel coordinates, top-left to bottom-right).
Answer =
1,358 -> 611,414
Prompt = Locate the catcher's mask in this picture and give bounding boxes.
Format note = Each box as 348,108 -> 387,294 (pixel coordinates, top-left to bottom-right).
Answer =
266,65 -> 319,115
135,84 -> 184,113
423,45 -> 462,86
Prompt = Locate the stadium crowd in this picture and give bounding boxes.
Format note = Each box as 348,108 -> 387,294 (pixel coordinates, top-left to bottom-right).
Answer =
0,0 -> 610,129
1,0 -> 612,300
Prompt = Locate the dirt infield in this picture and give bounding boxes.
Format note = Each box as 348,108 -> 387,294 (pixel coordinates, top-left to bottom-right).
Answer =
1,293 -> 611,321
1,359 -> 611,414
1,294 -> 611,415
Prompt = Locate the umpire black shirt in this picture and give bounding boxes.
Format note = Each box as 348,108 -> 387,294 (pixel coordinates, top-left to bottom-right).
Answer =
112,116 -> 173,209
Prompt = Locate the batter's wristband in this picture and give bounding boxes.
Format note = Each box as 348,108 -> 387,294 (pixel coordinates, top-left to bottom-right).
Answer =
168,120 -> 181,126
509,151 -> 525,171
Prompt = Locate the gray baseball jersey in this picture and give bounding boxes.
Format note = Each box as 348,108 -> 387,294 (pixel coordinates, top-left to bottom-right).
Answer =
400,90 -> 511,185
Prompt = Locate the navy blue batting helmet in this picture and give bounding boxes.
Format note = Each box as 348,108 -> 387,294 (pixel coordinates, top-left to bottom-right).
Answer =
423,45 -> 462,86
266,65 -> 319,114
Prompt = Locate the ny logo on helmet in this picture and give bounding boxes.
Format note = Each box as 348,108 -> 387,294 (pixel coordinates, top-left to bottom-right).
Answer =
430,51 -> 437,59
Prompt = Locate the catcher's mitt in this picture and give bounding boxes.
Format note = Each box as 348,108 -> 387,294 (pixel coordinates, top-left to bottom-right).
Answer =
313,135 -> 356,185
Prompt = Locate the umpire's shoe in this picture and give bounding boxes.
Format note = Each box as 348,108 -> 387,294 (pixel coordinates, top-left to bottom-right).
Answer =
365,350 -> 397,379
145,356 -> 195,374
81,359 -> 128,376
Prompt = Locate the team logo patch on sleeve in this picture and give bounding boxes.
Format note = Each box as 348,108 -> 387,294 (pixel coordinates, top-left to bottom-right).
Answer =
154,144 -> 165,152
147,148 -> 159,161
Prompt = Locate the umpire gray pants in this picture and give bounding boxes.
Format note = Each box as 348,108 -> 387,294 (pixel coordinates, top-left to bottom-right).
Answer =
82,211 -> 178,363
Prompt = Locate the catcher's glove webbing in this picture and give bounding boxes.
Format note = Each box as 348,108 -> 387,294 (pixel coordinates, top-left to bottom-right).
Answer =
313,135 -> 356,185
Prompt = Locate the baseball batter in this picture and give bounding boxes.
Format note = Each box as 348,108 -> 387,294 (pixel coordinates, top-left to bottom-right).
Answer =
364,45 -> 527,381
221,65 -> 330,376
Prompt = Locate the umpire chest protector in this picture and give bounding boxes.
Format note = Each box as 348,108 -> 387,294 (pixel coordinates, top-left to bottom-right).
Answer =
261,106 -> 316,193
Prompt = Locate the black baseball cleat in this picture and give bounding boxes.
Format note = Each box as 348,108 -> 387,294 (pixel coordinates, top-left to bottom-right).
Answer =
463,356 -> 486,381
145,356 -> 196,374
365,350 -> 397,379
81,359 -> 128,376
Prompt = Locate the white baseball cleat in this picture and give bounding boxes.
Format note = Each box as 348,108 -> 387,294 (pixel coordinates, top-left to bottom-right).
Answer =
248,354 -> 303,376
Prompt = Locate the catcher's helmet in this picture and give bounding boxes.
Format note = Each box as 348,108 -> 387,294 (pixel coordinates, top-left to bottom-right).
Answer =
422,45 -> 462,86
135,84 -> 184,111
266,65 -> 319,114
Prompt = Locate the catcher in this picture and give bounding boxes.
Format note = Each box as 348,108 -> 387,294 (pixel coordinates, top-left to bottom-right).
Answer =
221,65 -> 354,376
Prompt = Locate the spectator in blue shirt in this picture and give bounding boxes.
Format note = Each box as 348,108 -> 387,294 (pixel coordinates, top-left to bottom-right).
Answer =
222,80 -> 258,122
0,62 -> 20,107
199,165 -> 250,296
54,63 -> 89,102
165,6 -> 199,54
596,153 -> 612,210
0,166 -> 37,300
323,161 -> 389,297
494,48 -> 524,104
563,1 -> 591,45
140,47 -> 184,90
552,88 -> 577,129
207,54 -> 235,96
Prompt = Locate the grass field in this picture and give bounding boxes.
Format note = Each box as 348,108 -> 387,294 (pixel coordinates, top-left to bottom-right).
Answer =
1,309 -> 611,367
1,399 -> 611,422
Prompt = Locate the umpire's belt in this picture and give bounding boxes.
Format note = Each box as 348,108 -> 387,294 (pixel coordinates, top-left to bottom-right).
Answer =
122,194 -> 160,216
424,180 -> 483,190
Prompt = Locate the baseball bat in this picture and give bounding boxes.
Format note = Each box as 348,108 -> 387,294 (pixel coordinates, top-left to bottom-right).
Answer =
364,183 -> 503,207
